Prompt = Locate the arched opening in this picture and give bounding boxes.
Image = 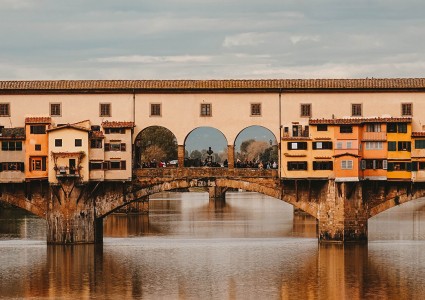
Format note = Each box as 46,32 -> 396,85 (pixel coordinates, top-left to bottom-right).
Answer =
234,126 -> 278,169
184,127 -> 228,167
134,126 -> 178,168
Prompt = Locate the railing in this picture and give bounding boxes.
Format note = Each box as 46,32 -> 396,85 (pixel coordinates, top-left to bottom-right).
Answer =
55,166 -> 80,178
135,167 -> 278,178
362,132 -> 387,141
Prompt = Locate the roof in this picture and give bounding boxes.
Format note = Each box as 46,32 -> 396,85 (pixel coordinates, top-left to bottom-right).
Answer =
90,131 -> 105,139
0,127 -> 25,139
25,117 -> 52,124
333,152 -> 361,158
310,117 -> 412,125
1,78 -> 425,92
102,121 -> 135,128
47,124 -> 90,132
412,132 -> 425,137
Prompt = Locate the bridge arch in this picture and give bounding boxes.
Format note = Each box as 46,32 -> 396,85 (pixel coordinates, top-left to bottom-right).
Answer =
234,125 -> 278,168
134,126 -> 178,168
0,196 -> 46,219
97,178 -> 317,219
369,192 -> 425,218
184,126 -> 228,167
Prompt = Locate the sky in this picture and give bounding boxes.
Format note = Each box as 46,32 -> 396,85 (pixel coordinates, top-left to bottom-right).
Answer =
1,0 -> 425,80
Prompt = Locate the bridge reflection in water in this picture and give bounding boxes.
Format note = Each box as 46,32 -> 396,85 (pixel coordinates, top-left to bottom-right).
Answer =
1,193 -> 425,298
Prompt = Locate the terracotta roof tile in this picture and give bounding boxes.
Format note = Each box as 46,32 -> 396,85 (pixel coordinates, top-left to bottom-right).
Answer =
47,124 -> 90,132
102,121 -> 135,128
90,131 -> 105,139
1,78 -> 425,91
25,117 -> 52,124
412,132 -> 425,137
310,117 -> 412,125
0,127 -> 25,139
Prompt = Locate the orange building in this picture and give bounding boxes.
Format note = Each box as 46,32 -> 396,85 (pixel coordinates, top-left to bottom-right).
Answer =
24,117 -> 51,180
386,118 -> 412,180
411,132 -> 425,182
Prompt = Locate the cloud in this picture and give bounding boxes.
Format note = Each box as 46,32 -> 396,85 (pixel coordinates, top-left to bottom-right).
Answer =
290,35 -> 321,45
93,55 -> 213,64
222,32 -> 266,48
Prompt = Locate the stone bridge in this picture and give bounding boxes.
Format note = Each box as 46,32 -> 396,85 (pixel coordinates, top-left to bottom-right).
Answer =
2,168 -> 425,244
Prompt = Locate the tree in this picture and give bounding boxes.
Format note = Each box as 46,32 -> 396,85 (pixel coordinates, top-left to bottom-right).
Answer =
141,145 -> 167,162
190,150 -> 202,159
137,126 -> 178,162
246,141 -> 269,161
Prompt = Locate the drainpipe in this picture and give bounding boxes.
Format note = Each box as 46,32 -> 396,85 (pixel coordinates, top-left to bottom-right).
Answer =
279,88 -> 282,179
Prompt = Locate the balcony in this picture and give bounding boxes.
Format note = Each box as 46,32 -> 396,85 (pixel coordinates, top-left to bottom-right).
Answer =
362,132 -> 387,141
54,166 -> 80,178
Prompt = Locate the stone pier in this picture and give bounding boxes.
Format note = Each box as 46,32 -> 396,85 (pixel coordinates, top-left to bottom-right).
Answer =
208,186 -> 227,200
317,180 -> 368,243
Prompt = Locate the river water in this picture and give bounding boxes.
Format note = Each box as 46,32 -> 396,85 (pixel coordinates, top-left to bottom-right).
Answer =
1,192 -> 425,299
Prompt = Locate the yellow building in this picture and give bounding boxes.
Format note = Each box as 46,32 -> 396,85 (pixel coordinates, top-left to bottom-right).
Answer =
308,121 -> 335,179
25,117 -> 51,180
47,123 -> 90,184
411,132 -> 425,182
386,118 -> 412,180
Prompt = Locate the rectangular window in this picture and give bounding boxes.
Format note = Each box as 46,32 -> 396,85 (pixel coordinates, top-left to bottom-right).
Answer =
336,142 -> 343,149
50,103 -> 61,116
340,125 -> 353,133
1,141 -> 22,151
75,139 -> 82,147
415,140 -> 425,149
287,161 -> 308,171
109,161 -> 126,170
313,161 -> 333,170
0,162 -> 24,172
387,123 -> 397,133
366,123 -> 381,132
402,103 -> 412,116
201,103 -> 212,116
287,142 -> 307,150
150,103 -> 161,116
398,123 -> 407,133
387,162 -> 410,172
30,125 -> 46,134
31,157 -> 46,171
317,124 -> 328,131
100,103 -> 111,117
398,141 -> 411,151
346,141 -> 352,149
312,141 -> 332,150
363,159 -> 385,169
105,142 -> 126,151
90,139 -> 102,148
55,139 -> 62,147
0,103 -> 10,116
365,142 -> 383,150
341,160 -> 353,170
419,162 -> 425,170
104,128 -> 125,134
388,141 -> 396,151
89,161 -> 103,170
300,104 -> 311,117
351,104 -> 362,116
250,103 -> 261,116
35,144 -> 41,151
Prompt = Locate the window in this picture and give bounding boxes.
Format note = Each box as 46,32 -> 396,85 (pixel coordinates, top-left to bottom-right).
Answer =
0,103 -> 10,117
75,139 -> 82,147
90,139 -> 102,148
287,161 -> 308,170
104,142 -> 126,151
398,123 -> 407,133
387,162 -> 411,171
35,144 -> 41,151
30,157 -> 46,171
351,104 -> 362,116
398,141 -> 411,151
104,128 -> 125,134
419,162 -> 425,170
89,161 -> 103,170
341,160 -> 353,170
340,125 -> 353,133
387,123 -> 407,133
0,162 -> 24,172
366,123 -> 381,132
346,141 -> 352,149
287,142 -> 307,150
50,103 -> 61,116
55,139 -> 62,147
388,141 -> 396,151
402,103 -> 412,116
150,103 -> 161,116
1,141 -> 22,151
30,125 -> 46,134
312,141 -> 332,149
317,124 -> 328,131
336,142 -> 343,149
365,142 -> 383,150
108,160 -> 126,170
250,103 -> 261,116
415,140 -> 425,149
100,103 -> 111,117
313,161 -> 333,170
362,159 -> 386,170
201,103 -> 212,116
300,104 -> 311,117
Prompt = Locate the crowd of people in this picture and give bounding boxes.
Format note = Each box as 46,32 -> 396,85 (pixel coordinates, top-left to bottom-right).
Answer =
141,158 -> 278,169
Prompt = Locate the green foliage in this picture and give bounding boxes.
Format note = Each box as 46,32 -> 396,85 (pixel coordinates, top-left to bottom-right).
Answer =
138,126 -> 177,162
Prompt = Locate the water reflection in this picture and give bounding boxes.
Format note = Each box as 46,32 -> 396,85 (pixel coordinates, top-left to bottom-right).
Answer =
1,193 -> 425,299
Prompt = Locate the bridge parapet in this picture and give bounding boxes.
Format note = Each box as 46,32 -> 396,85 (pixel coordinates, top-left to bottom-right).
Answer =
134,167 -> 278,179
